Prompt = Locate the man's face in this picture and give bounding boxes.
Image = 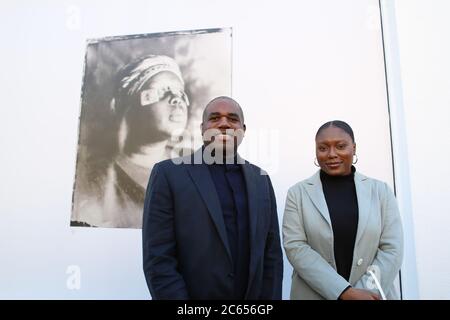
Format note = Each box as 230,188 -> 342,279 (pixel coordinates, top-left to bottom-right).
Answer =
201,99 -> 246,152
315,126 -> 355,176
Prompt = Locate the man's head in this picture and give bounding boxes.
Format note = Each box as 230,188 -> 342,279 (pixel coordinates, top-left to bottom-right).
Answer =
201,96 -> 246,156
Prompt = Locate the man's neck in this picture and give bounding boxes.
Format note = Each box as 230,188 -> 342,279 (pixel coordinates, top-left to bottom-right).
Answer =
202,144 -> 243,164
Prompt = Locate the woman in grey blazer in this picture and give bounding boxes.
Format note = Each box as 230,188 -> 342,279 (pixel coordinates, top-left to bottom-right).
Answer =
283,120 -> 403,300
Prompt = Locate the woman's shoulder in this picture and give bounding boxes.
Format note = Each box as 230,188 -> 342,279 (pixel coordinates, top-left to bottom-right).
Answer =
355,171 -> 394,195
355,171 -> 385,184
287,171 -> 320,193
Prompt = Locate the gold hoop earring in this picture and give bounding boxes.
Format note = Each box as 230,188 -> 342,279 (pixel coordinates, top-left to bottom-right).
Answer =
314,158 -> 320,167
353,154 -> 358,164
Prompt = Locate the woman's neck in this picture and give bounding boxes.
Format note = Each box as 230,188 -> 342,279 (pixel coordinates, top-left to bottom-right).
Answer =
126,140 -> 170,168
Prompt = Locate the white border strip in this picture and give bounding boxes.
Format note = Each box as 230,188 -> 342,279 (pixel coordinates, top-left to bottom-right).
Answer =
379,0 -> 419,299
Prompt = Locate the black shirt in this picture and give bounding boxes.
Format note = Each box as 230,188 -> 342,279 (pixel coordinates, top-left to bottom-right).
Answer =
208,161 -> 250,299
320,166 -> 358,281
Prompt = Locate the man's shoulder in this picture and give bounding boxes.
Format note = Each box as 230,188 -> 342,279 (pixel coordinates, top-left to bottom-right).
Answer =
244,160 -> 263,172
154,156 -> 189,170
153,151 -> 200,174
243,161 -> 272,181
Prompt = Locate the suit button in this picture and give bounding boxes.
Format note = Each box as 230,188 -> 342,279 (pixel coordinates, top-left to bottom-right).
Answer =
228,273 -> 235,278
357,258 -> 363,266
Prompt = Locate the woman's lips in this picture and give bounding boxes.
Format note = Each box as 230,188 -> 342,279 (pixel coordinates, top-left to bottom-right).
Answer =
326,162 -> 343,169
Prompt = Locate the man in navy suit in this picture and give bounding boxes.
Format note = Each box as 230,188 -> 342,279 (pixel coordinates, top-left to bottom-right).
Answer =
142,96 -> 283,299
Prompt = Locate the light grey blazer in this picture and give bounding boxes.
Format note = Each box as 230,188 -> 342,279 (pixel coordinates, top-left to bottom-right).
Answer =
282,170 -> 403,300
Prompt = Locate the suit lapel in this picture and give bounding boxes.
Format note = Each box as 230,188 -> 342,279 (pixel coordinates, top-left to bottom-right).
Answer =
354,172 -> 371,245
241,161 -> 260,298
304,171 -> 332,226
186,149 -> 233,263
241,162 -> 259,255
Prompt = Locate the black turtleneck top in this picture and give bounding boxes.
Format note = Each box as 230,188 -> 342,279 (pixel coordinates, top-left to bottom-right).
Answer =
320,166 -> 358,281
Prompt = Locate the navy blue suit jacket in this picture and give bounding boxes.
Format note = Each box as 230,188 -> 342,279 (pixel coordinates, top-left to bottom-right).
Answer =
142,149 -> 283,300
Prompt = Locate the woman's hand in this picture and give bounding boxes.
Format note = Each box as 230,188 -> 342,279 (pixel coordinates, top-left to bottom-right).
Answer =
339,287 -> 381,300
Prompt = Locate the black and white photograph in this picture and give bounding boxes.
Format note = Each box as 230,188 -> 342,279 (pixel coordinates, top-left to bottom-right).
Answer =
71,28 -> 232,228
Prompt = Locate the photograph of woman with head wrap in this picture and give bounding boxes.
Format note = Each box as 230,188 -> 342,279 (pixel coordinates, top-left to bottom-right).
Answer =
71,28 -> 232,228
105,54 -> 190,228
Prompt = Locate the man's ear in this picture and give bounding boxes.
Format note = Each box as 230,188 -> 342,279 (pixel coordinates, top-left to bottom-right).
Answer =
243,124 -> 247,132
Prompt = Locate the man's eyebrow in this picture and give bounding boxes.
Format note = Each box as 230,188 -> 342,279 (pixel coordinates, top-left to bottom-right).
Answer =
208,112 -> 240,118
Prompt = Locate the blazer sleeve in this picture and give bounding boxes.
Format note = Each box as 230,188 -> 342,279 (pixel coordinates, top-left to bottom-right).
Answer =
260,176 -> 284,299
353,182 -> 404,295
142,163 -> 189,299
282,186 -> 350,300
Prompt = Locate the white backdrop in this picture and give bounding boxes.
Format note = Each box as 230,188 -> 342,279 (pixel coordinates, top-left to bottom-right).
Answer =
393,0 -> 450,299
0,0 -> 395,299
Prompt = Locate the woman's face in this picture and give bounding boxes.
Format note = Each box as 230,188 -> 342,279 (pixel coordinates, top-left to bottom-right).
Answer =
129,71 -> 188,140
315,126 -> 355,176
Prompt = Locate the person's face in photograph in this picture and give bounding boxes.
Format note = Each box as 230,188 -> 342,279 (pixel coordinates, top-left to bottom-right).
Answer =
133,71 -> 189,140
315,126 -> 355,176
201,98 -> 246,152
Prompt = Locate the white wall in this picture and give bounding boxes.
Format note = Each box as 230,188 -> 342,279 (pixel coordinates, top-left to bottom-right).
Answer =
392,0 -> 450,299
0,0 -> 395,299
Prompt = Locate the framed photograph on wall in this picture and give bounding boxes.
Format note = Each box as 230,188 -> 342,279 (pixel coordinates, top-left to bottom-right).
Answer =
71,28 -> 232,228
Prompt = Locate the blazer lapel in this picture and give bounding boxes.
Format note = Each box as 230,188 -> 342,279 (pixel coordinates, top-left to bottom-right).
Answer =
240,160 -> 260,298
304,171 -> 332,226
354,172 -> 371,245
304,171 -> 372,243
186,149 -> 233,263
241,161 -> 259,255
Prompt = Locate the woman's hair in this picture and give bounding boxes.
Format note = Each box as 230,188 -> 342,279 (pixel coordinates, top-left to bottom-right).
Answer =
110,55 -> 184,119
315,120 -> 355,142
